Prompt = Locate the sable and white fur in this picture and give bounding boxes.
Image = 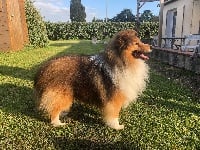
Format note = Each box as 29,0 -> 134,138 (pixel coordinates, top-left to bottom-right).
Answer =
34,29 -> 151,130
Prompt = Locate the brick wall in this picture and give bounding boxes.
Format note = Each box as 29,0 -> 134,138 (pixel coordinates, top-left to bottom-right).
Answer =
150,47 -> 200,74
0,0 -> 28,52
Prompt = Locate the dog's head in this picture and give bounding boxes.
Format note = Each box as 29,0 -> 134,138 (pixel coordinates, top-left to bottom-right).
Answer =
109,29 -> 151,63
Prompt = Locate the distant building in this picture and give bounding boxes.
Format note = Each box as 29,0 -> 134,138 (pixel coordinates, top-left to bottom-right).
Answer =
162,0 -> 200,38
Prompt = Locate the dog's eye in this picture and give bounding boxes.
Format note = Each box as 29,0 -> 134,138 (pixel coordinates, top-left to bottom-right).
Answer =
135,42 -> 139,45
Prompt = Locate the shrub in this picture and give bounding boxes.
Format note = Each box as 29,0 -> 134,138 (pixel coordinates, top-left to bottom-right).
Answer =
25,0 -> 49,47
139,22 -> 159,39
45,22 -> 159,40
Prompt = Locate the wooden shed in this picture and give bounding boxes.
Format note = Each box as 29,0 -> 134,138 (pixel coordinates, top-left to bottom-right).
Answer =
0,0 -> 28,52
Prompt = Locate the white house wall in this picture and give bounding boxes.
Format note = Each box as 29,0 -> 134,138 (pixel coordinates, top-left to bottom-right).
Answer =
162,0 -> 200,38
192,0 -> 200,34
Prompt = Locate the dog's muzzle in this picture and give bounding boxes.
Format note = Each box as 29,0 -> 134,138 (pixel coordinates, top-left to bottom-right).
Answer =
132,50 -> 149,60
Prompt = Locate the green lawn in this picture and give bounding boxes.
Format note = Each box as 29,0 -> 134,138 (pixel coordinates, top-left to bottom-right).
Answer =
0,40 -> 199,149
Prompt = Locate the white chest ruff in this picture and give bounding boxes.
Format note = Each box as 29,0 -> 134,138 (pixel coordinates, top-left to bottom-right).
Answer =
115,61 -> 149,107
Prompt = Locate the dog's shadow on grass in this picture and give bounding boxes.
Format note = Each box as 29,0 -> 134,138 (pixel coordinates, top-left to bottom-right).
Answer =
0,65 -> 43,121
53,137 -> 138,150
0,83 -> 37,117
63,102 -> 103,126
0,82 -> 103,125
0,65 -> 33,80
0,83 -> 103,126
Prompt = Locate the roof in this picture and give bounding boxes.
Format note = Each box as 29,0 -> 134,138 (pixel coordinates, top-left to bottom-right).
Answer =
164,0 -> 178,5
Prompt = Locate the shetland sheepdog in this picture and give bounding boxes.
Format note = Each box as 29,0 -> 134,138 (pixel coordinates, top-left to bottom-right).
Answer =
34,29 -> 151,130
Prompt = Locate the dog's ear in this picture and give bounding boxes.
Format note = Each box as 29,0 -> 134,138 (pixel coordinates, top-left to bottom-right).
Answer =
133,30 -> 138,37
113,30 -> 136,51
125,29 -> 138,37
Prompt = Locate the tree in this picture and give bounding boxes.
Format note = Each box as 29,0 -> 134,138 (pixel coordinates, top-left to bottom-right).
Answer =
140,10 -> 154,22
92,17 -> 104,22
70,0 -> 86,22
152,15 -> 159,22
110,9 -> 136,22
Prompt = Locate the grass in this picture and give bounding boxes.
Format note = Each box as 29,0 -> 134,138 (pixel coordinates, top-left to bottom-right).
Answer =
0,40 -> 200,149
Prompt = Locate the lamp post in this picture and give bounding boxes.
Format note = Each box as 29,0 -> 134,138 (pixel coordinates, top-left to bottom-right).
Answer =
136,0 -> 140,24
105,0 -> 108,22
158,0 -> 164,47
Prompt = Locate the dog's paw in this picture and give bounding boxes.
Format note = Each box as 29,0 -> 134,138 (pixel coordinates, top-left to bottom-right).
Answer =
113,124 -> 124,130
51,120 -> 66,127
122,103 -> 129,109
106,118 -> 124,130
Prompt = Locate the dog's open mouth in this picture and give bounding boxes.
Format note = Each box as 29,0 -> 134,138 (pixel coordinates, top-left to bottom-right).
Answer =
132,50 -> 149,60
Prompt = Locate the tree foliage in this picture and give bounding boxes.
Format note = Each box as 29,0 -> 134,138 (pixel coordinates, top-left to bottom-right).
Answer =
25,0 -> 48,47
92,17 -> 104,22
70,0 -> 86,22
140,10 -> 154,22
110,9 -> 136,22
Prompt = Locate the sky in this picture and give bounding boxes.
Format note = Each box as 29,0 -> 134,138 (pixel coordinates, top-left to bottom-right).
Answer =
33,0 -> 160,22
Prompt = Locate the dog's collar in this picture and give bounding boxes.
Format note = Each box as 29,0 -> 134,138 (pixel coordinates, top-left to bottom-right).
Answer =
89,55 -> 113,79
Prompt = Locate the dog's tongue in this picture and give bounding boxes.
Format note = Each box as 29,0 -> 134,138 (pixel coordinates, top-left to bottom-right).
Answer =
140,53 -> 149,60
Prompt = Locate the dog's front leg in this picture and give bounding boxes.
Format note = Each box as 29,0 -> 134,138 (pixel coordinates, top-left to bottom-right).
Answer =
103,91 -> 125,130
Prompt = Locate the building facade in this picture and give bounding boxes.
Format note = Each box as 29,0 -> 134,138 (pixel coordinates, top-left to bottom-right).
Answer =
162,0 -> 200,38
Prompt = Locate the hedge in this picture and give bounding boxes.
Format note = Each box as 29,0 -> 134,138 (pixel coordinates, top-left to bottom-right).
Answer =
45,22 -> 159,41
25,0 -> 49,48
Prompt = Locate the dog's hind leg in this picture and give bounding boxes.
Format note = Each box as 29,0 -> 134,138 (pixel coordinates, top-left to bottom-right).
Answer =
40,88 -> 73,127
103,91 -> 125,130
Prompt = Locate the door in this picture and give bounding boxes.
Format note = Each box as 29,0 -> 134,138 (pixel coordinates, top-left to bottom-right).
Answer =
165,9 -> 177,47
166,9 -> 177,37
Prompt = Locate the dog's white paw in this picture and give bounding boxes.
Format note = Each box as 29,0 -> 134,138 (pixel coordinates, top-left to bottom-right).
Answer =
122,103 -> 129,109
106,118 -> 124,130
51,120 -> 66,127
113,124 -> 124,130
